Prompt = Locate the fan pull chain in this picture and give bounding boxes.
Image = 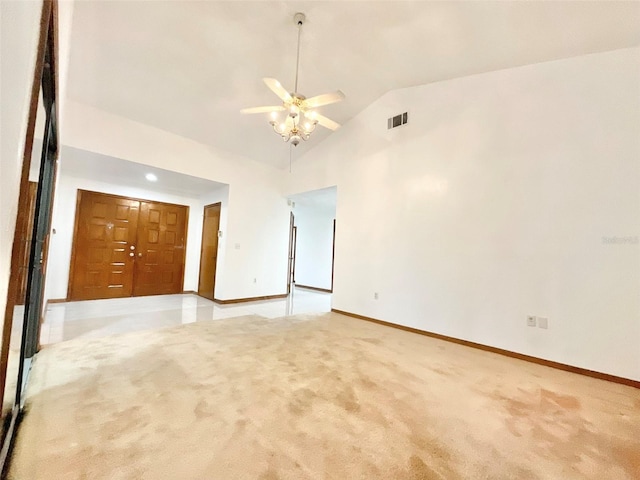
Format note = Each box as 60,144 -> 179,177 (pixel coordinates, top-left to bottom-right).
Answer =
289,144 -> 292,173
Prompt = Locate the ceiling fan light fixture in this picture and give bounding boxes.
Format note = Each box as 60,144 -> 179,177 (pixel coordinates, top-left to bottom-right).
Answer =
240,12 -> 344,148
302,115 -> 317,133
290,134 -> 301,147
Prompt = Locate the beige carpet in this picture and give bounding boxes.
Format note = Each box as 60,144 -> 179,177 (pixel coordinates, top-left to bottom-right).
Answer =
8,312 -> 640,479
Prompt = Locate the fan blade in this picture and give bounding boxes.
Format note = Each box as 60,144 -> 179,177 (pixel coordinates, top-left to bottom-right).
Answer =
314,113 -> 341,131
263,78 -> 292,103
304,90 -> 345,108
240,106 -> 285,114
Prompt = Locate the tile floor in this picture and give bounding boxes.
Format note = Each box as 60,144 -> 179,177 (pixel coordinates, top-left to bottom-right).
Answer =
40,286 -> 331,345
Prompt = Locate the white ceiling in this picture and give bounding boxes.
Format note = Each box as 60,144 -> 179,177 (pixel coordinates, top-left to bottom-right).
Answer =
67,1 -> 640,170
61,145 -> 227,198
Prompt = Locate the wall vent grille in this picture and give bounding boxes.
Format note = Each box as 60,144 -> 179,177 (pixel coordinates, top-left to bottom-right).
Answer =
387,112 -> 408,129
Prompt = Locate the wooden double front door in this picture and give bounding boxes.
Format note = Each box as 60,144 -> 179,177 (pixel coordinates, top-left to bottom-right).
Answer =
69,190 -> 188,301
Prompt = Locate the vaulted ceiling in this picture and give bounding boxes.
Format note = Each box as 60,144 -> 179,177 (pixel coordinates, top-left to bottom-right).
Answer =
66,1 -> 640,169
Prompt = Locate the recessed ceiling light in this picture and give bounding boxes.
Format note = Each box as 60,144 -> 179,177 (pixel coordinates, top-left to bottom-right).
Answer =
145,173 -> 158,182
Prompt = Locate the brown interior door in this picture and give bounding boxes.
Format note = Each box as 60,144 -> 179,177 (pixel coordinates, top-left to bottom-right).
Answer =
133,200 -> 188,297
15,182 -> 38,304
69,191 -> 140,300
197,203 -> 221,300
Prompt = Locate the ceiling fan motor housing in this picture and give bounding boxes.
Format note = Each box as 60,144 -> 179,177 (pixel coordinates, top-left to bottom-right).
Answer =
293,13 -> 305,26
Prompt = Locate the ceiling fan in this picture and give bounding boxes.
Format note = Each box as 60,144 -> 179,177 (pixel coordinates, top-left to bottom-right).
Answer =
241,13 -> 345,147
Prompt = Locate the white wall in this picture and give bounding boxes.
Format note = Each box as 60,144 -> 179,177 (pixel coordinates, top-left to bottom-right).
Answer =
57,0 -> 75,132
287,47 -> 640,381
61,100 -> 291,301
44,174 -> 221,300
293,203 -> 335,291
0,0 -> 44,335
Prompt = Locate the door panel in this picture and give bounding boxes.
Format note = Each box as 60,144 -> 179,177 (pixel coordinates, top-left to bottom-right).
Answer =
133,201 -> 188,297
69,192 -> 139,300
198,203 -> 221,300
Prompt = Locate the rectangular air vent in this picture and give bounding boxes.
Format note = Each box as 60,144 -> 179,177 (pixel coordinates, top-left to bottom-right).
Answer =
387,112 -> 408,129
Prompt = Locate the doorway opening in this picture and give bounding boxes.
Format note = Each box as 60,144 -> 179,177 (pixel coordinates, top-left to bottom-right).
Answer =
198,203 -> 221,300
287,186 -> 337,294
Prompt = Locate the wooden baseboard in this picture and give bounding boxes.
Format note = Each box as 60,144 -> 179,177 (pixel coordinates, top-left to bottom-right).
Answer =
47,298 -> 66,304
332,309 -> 640,390
213,293 -> 288,305
295,284 -> 332,294
181,290 -> 196,295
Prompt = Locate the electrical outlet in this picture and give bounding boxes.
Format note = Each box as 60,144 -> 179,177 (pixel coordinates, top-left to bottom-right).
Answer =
374,292 -> 379,300
537,317 -> 548,329
527,316 -> 536,327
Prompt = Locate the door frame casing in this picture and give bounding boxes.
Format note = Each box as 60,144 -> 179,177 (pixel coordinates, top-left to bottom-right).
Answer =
66,189 -> 190,300
0,0 -> 58,403
291,225 -> 297,284
0,0 -> 59,472
287,212 -> 294,294
331,219 -> 336,292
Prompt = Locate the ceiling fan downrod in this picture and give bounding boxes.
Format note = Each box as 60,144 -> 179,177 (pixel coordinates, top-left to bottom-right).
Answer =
293,12 -> 305,95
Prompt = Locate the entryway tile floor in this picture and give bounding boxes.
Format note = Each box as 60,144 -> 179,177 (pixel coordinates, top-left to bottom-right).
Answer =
40,286 -> 331,345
